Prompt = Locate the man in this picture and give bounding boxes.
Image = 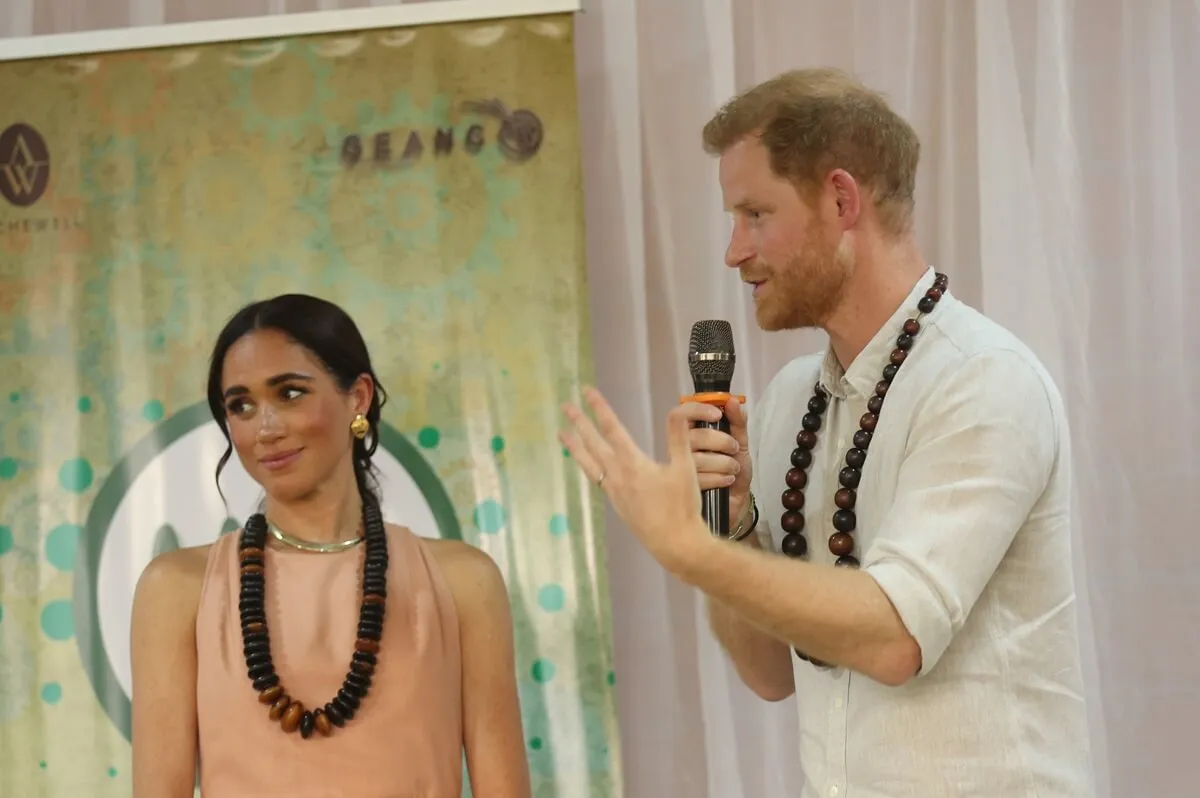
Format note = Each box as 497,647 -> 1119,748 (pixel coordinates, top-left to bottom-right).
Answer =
560,69 -> 1093,797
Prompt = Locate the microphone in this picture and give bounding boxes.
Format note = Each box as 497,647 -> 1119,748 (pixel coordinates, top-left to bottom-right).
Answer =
687,320 -> 737,537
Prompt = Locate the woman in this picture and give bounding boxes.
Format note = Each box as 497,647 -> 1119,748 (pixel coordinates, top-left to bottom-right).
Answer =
130,294 -> 531,797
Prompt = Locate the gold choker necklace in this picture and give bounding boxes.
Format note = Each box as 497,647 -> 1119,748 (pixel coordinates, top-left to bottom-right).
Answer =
268,523 -> 364,553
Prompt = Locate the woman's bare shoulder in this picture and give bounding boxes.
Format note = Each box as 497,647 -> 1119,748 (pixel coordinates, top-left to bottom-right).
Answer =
133,543 -> 214,615
390,526 -> 509,606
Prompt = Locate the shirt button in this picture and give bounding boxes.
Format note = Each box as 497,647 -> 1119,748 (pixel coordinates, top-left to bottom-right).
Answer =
829,787 -> 839,797
834,697 -> 844,709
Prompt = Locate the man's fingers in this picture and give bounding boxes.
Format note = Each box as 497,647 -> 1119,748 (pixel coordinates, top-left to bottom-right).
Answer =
561,400 -> 614,472
689,427 -> 739,456
557,429 -> 606,484
697,472 -> 738,491
692,451 -> 740,476
676,401 -> 725,424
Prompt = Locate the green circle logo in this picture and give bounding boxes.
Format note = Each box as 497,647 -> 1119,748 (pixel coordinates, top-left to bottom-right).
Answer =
75,401 -> 458,741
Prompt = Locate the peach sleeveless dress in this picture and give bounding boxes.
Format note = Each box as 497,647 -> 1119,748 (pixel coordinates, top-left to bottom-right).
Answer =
195,526 -> 463,797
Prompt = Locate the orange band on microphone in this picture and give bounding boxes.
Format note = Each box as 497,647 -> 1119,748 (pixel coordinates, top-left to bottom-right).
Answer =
679,392 -> 746,407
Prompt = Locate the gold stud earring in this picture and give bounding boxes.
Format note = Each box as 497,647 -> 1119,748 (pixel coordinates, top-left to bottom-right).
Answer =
350,413 -> 370,440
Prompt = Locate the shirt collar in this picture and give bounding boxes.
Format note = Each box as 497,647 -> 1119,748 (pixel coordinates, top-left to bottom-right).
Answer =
818,267 -> 940,399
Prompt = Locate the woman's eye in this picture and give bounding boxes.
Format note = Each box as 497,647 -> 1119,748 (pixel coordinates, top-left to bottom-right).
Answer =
226,399 -> 251,416
281,386 -> 305,401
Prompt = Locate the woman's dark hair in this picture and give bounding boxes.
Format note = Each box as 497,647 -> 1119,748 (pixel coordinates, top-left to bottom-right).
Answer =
205,293 -> 389,505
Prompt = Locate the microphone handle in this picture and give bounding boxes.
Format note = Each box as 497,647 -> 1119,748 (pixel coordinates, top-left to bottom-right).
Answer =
697,415 -> 731,536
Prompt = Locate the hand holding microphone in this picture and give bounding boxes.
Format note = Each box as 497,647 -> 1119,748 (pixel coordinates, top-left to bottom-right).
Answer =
683,321 -> 753,537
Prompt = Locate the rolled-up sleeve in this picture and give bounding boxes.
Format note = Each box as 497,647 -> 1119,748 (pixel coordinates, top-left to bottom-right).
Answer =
863,349 -> 1060,675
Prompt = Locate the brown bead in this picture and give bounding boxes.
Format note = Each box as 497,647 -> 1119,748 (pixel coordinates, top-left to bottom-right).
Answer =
314,709 -> 333,737
834,488 -> 856,510
258,685 -> 283,704
785,468 -> 808,490
828,532 -> 855,556
280,701 -> 304,733
240,563 -> 264,575
363,594 -> 386,605
355,638 -> 380,654
866,396 -> 883,415
239,547 -> 264,560
889,349 -> 907,366
902,318 -> 920,335
245,622 -> 265,634
781,489 -> 805,511
350,659 -> 375,675
268,695 -> 291,720
875,380 -> 889,397
927,287 -> 943,301
859,413 -> 878,432
780,510 -> 805,533
795,429 -> 818,449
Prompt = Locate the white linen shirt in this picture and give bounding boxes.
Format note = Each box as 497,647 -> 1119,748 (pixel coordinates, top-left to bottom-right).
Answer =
748,268 -> 1094,797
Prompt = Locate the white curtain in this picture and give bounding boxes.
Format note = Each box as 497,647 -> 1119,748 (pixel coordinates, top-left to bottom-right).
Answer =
5,1 -> 1198,796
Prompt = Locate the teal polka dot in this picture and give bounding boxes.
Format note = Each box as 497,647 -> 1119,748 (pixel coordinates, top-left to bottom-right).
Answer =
0,604 -> 4,624
472,500 -> 506,534
77,396 -> 92,413
149,331 -> 165,351
531,658 -> 556,684
40,682 -> 62,705
142,400 -> 164,422
548,513 -> 569,536
58,458 -> 93,493
0,525 -> 12,555
607,670 -> 616,686
107,766 -> 118,777
8,391 -> 19,403
39,761 -> 46,770
537,584 -> 565,612
45,524 -> 81,571
417,426 -> 440,449
40,600 -> 74,641
490,435 -> 505,454
561,446 -> 570,458
220,517 -> 240,535
0,457 -> 17,480
529,737 -> 543,750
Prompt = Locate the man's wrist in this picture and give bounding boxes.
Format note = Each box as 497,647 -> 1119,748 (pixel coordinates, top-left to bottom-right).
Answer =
727,492 -> 758,542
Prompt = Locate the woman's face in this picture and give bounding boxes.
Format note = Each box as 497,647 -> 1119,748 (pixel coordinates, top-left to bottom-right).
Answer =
220,328 -> 370,502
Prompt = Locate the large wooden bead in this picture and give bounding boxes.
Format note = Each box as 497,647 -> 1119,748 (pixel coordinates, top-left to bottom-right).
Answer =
258,685 -> 283,704
280,701 -> 304,733
268,695 -> 290,721
314,709 -> 333,737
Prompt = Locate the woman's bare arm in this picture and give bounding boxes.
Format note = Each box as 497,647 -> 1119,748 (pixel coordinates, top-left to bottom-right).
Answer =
431,540 -> 532,798
130,546 -> 207,798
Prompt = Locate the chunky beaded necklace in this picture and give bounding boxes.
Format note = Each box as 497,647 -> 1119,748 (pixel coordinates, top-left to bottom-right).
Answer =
238,499 -> 389,737
778,272 -> 948,667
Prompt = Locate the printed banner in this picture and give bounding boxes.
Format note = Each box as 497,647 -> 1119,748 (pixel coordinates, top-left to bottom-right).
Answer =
0,13 -> 621,797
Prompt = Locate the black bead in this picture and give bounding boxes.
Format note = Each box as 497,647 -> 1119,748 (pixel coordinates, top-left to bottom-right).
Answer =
866,396 -> 883,415
239,585 -> 264,598
239,555 -> 265,568
357,622 -> 383,641
801,413 -> 822,432
882,364 -> 899,382
242,632 -> 268,647
352,650 -> 377,667
845,448 -> 866,469
839,467 -> 861,489
238,598 -> 263,612
324,702 -> 345,727
247,662 -> 274,680
359,603 -> 385,621
918,296 -> 936,313
243,640 -> 269,657
240,573 -> 265,587
835,555 -> 861,568
252,673 -> 279,691
790,448 -> 812,469
853,430 -> 873,449
336,689 -> 360,712
875,380 -> 890,398
345,670 -> 372,691
341,679 -> 366,699
895,333 -> 913,351
781,532 -> 808,558
832,510 -> 857,533
807,395 -> 827,414
300,711 -> 314,739
245,651 -> 271,668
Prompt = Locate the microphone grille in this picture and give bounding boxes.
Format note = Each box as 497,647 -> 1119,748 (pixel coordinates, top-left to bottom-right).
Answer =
688,320 -> 736,382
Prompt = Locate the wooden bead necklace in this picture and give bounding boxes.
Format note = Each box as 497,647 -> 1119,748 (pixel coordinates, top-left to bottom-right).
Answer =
779,272 -> 948,667
238,498 -> 389,737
